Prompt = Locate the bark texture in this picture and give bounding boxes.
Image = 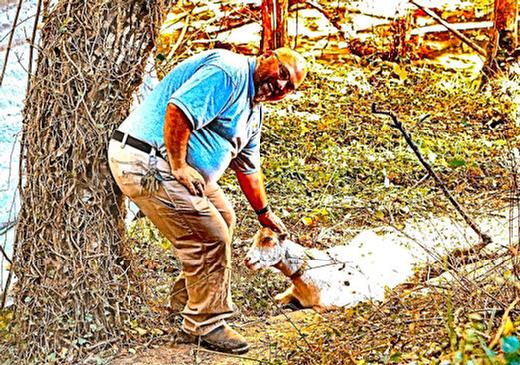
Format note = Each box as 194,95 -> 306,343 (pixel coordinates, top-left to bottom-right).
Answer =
487,0 -> 519,66
9,0 -> 166,362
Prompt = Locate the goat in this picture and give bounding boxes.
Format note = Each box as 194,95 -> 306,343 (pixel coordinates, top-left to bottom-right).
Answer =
244,227 -> 414,312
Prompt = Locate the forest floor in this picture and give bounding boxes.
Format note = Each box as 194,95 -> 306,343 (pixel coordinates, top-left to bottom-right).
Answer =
108,52 -> 520,365
1,1 -> 518,364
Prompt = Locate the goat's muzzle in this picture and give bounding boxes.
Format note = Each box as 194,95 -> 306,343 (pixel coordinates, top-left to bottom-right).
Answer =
243,256 -> 257,270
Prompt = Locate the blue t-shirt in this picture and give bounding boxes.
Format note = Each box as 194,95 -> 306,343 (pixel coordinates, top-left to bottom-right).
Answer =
118,49 -> 262,183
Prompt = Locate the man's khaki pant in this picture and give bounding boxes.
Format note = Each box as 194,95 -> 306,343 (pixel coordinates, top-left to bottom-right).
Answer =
108,139 -> 235,336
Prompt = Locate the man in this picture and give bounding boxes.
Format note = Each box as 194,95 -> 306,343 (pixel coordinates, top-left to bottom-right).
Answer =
107,47 -> 306,354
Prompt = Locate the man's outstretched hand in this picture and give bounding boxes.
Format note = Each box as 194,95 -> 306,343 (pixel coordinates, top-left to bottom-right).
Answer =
258,210 -> 287,236
172,165 -> 206,196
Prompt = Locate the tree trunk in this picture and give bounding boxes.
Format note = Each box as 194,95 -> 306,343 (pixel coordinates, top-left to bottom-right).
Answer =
8,0 -> 165,362
261,0 -> 289,52
486,0 -> 519,67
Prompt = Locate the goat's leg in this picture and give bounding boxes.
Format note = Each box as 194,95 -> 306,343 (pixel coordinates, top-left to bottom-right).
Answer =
274,286 -> 297,305
312,304 -> 330,313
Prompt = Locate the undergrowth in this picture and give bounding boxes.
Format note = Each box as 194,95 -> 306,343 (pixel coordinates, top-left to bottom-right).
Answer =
122,55 -> 518,364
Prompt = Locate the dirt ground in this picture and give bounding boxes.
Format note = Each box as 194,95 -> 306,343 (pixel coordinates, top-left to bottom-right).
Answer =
111,310 -> 321,365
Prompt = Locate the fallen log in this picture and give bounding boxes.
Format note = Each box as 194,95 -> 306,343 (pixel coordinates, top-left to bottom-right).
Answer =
410,21 -> 493,35
409,0 -> 487,57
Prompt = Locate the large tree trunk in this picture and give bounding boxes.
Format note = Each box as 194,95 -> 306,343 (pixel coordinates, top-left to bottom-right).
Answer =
9,0 -> 165,362
486,0 -> 519,68
261,0 -> 289,52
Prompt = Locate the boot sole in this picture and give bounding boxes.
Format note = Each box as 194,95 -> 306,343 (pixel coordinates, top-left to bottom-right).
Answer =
199,339 -> 250,355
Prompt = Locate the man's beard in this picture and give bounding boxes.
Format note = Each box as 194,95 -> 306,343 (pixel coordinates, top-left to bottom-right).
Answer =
254,79 -> 274,102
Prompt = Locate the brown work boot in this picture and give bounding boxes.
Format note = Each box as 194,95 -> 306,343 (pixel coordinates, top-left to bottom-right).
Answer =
197,324 -> 249,354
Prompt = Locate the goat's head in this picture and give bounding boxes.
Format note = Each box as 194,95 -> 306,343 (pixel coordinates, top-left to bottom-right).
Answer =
244,227 -> 286,270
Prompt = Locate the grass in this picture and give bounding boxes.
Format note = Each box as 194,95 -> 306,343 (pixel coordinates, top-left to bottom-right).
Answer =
123,54 -> 519,363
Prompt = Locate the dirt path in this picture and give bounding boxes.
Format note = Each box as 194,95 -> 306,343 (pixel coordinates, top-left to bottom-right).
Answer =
111,310 -> 321,365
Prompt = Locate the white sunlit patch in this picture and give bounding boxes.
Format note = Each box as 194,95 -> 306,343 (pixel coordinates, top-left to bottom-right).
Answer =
285,92 -> 303,101
435,54 -> 484,73
496,69 -> 520,126
216,23 -> 262,45
510,61 -> 520,75
351,0 -> 409,19
344,69 -> 372,95
498,77 -> 520,94
294,111 -> 320,122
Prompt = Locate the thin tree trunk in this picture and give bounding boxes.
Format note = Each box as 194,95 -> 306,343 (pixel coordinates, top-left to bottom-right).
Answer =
8,0 -> 165,363
487,0 -> 518,67
261,0 -> 289,52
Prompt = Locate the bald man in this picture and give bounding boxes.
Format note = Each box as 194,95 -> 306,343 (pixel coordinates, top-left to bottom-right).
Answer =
107,48 -> 306,354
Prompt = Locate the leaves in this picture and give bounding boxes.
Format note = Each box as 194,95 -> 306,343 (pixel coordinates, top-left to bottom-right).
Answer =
503,336 -> 520,365
448,158 -> 466,168
502,336 -> 520,354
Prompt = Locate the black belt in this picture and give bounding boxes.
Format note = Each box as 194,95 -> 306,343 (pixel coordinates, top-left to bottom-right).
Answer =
111,130 -> 164,159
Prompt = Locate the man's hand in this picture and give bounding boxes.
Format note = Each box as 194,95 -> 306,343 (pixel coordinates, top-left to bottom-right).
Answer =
164,104 -> 206,196
258,210 -> 287,236
172,165 -> 206,196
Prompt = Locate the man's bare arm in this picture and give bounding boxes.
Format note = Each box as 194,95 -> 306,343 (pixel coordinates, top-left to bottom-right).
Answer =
164,103 -> 206,196
235,170 -> 287,234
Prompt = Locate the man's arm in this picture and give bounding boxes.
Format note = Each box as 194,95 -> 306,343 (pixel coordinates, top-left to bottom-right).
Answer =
235,170 -> 287,234
164,103 -> 206,196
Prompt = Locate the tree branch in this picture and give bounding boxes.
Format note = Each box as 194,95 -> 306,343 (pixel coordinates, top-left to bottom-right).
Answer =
409,0 -> 487,57
0,0 -> 25,87
371,103 -> 492,248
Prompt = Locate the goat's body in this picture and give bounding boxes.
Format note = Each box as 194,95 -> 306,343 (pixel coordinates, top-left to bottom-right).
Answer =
272,231 -> 414,310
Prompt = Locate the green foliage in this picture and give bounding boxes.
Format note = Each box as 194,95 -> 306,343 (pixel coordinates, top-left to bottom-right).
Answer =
91,54 -> 518,364
443,316 -> 519,365
226,56 -> 519,364
502,336 -> 520,364
0,309 -> 13,341
226,58 -> 517,238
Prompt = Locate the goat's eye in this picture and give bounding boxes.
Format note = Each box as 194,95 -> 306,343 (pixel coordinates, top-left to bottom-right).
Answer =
263,237 -> 273,242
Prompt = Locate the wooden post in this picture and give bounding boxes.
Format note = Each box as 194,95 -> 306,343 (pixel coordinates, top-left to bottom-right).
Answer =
487,0 -> 519,65
261,0 -> 289,53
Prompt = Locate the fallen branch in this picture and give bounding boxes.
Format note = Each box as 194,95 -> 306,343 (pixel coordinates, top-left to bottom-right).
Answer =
291,0 -> 348,40
488,297 -> 519,348
0,220 -> 16,237
1,267 -> 14,309
372,104 -> 494,285
410,21 -> 493,36
291,0 -> 397,21
409,0 -> 487,57
372,104 -> 492,247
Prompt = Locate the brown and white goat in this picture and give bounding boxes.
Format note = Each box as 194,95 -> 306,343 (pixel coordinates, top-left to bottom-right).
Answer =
244,227 -> 414,312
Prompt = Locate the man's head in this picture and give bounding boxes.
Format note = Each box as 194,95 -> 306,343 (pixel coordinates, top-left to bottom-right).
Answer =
253,48 -> 307,103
